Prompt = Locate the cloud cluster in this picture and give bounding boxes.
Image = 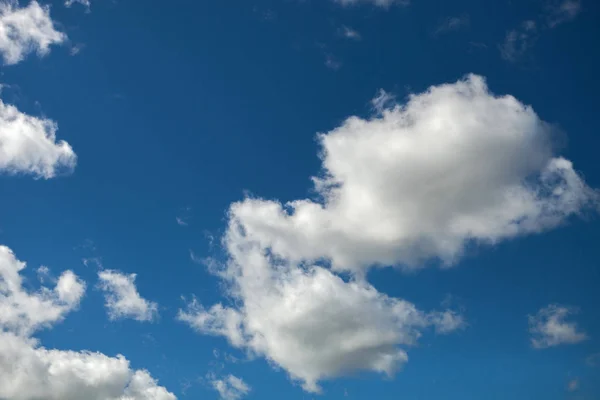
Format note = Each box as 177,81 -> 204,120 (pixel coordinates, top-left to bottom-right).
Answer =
180,74 -> 596,392
98,270 -> 159,322
0,98 -> 77,179
209,374 -> 251,400
0,1 -> 66,65
0,245 -> 176,400
529,304 -> 588,348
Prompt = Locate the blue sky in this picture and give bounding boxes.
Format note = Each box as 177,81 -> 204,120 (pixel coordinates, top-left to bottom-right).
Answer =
1,0 -> 600,399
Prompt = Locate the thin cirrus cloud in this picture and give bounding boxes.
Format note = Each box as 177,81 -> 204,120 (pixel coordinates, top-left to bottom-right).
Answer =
500,0 -> 581,62
529,304 -> 588,349
0,245 -> 176,400
0,98 -> 77,179
98,269 -> 159,322
209,374 -> 251,400
179,74 -> 596,392
0,1 -> 66,65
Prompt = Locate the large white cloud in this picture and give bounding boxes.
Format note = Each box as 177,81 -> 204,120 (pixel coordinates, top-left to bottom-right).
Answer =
529,304 -> 588,349
0,245 -> 175,400
0,1 -> 66,65
228,74 -> 597,275
98,270 -> 159,322
0,98 -> 77,178
180,74 -> 596,392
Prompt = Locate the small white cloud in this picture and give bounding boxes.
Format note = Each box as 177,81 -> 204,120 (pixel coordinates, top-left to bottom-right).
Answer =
546,0 -> 581,28
0,1 -> 66,65
370,89 -> 395,115
0,98 -> 77,179
586,352 -> 600,367
567,378 -> 579,392
209,374 -> 251,400
65,0 -> 91,8
529,304 -> 588,349
324,54 -> 342,70
434,15 -> 469,35
338,25 -> 361,40
98,270 -> 159,322
499,24 -> 537,62
0,245 -> 85,336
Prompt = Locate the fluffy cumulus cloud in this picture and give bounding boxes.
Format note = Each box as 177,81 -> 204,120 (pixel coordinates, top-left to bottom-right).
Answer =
209,374 -> 251,400
180,74 -> 596,392
0,98 -> 77,178
98,270 -> 159,322
529,304 -> 588,348
0,245 -> 175,400
227,74 -> 597,275
0,1 -> 66,65
0,245 -> 85,335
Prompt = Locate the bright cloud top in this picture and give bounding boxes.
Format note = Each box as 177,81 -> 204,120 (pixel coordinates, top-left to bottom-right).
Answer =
0,245 -> 85,336
209,374 -> 251,400
0,98 -> 77,178
0,1 -> 66,65
228,74 -> 597,275
98,270 -> 159,322
0,245 -> 175,400
529,304 -> 588,349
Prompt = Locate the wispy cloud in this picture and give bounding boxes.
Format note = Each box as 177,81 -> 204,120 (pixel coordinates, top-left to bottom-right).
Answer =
338,25 -> 361,40
529,304 -> 588,349
434,15 -> 470,36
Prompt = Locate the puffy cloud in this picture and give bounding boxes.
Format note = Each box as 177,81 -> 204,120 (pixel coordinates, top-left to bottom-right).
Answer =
209,374 -> 251,400
529,304 -> 588,349
0,1 -> 66,65
179,238 -> 464,392
228,74 -> 597,275
181,74 -> 597,392
0,332 -> 176,400
0,245 -> 176,400
0,245 -> 85,336
98,270 -> 159,322
0,98 -> 77,178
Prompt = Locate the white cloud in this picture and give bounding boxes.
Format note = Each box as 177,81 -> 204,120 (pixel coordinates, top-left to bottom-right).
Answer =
334,0 -> 409,8
65,0 -> 91,8
0,245 -> 176,400
98,270 -> 159,322
546,0 -> 581,28
338,25 -> 361,40
434,15 -> 470,36
0,1 -> 66,65
180,74 -> 597,392
567,378 -> 579,392
0,332 -> 176,400
179,240 -> 464,392
0,245 -> 85,336
529,304 -> 588,349
225,74 -> 597,275
499,21 -> 537,62
209,374 -> 251,400
324,53 -> 342,70
0,98 -> 77,179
